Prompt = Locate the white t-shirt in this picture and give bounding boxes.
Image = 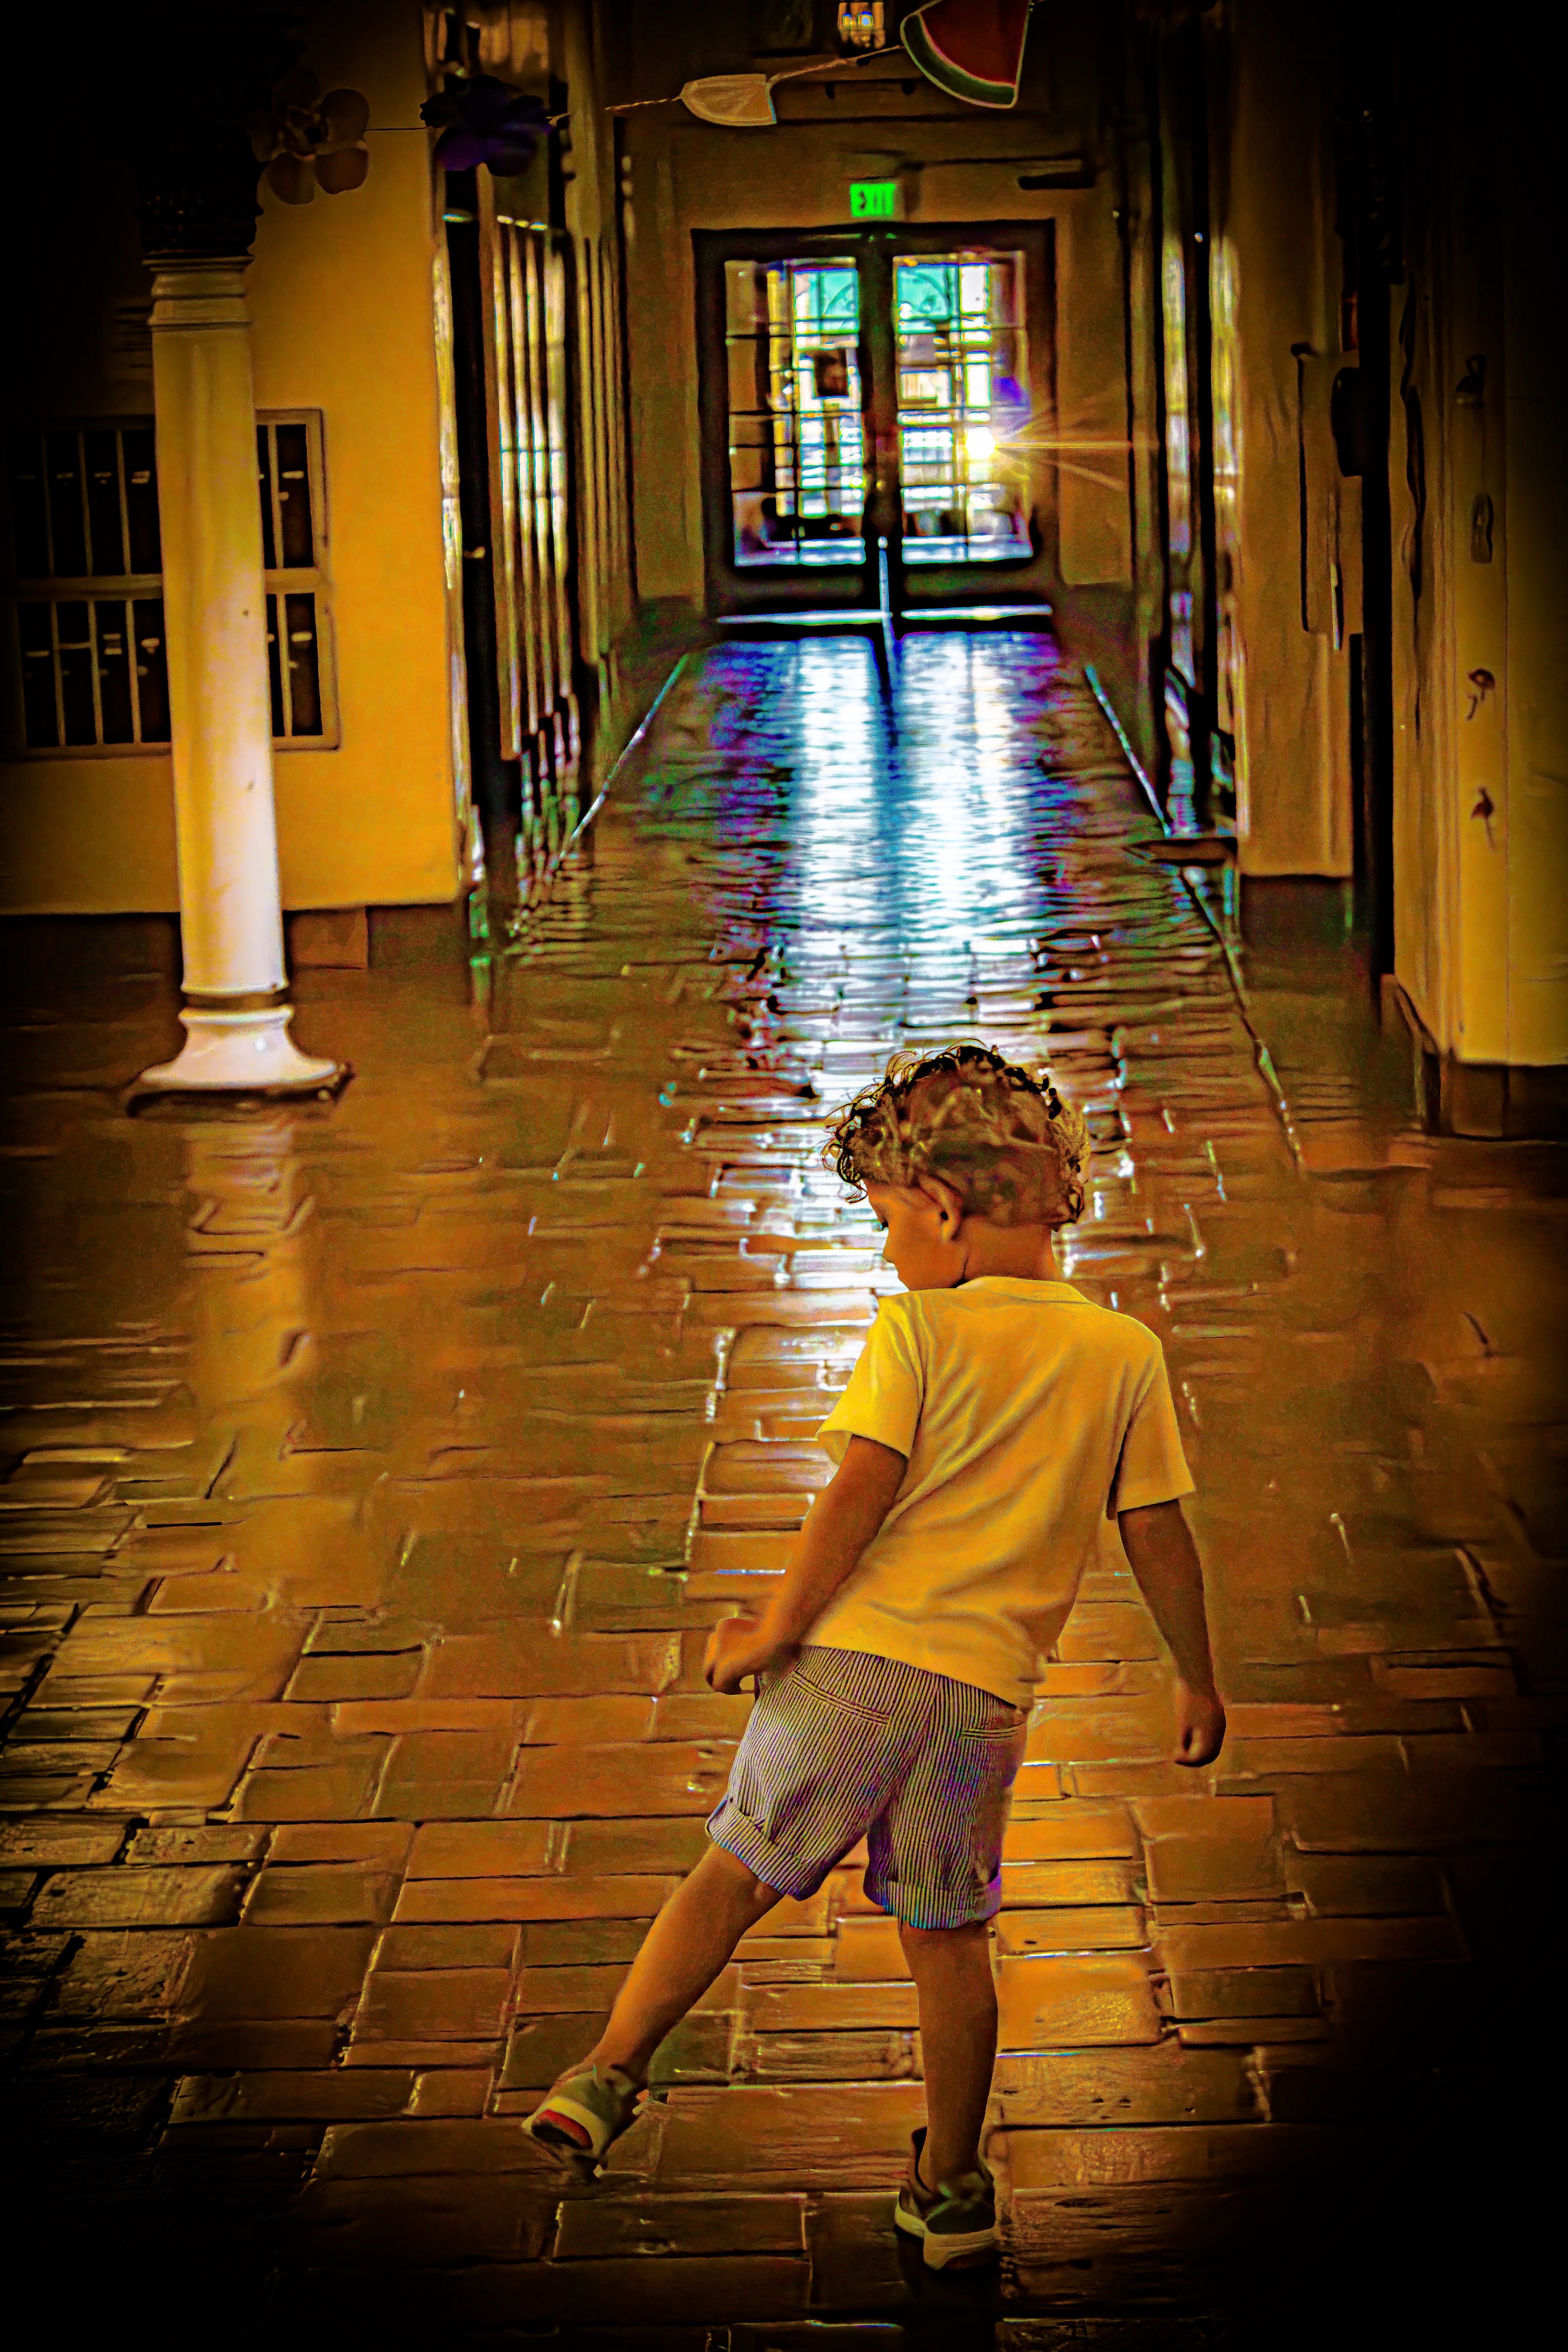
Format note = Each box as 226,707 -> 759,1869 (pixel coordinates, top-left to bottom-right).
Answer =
811,1276 -> 1193,1707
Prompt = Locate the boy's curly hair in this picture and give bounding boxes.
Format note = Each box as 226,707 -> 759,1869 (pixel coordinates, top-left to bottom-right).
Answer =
823,1041 -> 1090,1228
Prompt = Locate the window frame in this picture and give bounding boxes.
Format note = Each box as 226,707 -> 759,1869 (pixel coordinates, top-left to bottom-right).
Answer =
2,408 -> 339,759
256,411 -> 339,751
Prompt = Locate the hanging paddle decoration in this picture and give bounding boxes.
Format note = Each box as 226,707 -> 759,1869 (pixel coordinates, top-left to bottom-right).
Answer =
674,38 -> 919,127
901,0 -> 1036,109
678,74 -> 779,127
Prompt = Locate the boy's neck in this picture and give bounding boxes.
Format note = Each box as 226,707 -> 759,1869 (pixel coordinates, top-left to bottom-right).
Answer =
953,1220 -> 1062,1285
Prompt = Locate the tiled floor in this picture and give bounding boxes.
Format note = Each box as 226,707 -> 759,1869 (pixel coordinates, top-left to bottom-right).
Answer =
1,634 -> 1560,2342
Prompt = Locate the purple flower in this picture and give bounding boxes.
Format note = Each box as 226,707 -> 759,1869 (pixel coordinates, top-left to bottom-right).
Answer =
420,77 -> 550,175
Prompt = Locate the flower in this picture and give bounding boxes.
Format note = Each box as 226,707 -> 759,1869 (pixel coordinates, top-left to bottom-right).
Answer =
250,67 -> 370,204
419,75 -> 550,174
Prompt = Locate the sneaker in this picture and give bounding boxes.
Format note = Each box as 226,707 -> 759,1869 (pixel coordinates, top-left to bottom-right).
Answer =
893,2125 -> 1000,2270
523,2065 -> 643,2166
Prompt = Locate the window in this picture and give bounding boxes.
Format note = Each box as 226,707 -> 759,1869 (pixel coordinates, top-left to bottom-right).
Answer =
5,412 -> 337,754
7,422 -> 169,752
255,416 -> 336,744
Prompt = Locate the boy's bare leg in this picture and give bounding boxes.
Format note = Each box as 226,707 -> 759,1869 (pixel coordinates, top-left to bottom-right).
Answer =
900,1918 -> 997,2185
576,1843 -> 783,2085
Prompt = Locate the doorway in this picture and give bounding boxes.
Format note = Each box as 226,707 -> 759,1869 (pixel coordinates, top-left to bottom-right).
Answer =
695,224 -> 1055,624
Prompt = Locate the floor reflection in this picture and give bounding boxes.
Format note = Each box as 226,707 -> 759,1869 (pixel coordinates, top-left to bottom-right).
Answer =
0,637 -> 1555,2333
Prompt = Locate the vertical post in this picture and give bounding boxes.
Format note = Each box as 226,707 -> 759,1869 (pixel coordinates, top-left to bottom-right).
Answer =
137,257 -> 341,1095
122,6 -> 344,1099
859,230 -> 903,622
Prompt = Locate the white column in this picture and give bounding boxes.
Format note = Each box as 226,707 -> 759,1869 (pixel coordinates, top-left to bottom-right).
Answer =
138,258 -> 343,1095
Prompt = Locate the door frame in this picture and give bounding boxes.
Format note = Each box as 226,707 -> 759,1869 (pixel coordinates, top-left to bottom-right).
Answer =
694,221 -> 1057,623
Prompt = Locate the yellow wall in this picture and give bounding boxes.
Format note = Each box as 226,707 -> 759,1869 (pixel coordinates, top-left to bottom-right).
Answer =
250,2 -> 457,910
1389,35 -> 1568,1071
1387,222 -> 1463,1057
622,122 -> 1135,608
1218,0 -> 1352,877
1044,182 -> 1133,593
1,758 -> 180,912
1502,93 -> 1568,1069
561,0 -> 639,681
0,0 -> 459,916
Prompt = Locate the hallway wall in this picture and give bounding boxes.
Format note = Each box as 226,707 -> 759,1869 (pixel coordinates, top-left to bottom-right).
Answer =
1195,0 -> 1565,1124
626,153 -> 1138,604
1212,0 -> 1353,877
559,2 -> 639,695
1388,23 -> 1568,1094
428,0 -> 639,904
0,0 -> 462,918
252,0 -> 458,913
619,0 -> 1148,751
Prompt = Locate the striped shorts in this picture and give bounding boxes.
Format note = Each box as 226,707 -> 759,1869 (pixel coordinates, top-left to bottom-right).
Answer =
707,1645 -> 1030,1930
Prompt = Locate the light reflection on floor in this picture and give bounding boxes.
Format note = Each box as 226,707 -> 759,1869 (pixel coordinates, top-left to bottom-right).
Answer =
0,634 -> 1556,2335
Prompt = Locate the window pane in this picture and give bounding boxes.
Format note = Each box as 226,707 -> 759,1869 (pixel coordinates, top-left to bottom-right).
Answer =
122,429 -> 161,573
726,257 -> 864,570
8,432 -> 51,578
56,599 -> 96,742
275,421 -> 314,566
83,430 -> 126,577
94,599 -> 134,742
265,593 -> 285,735
132,598 -> 170,741
283,592 -> 322,734
45,431 -> 87,578
895,250 -> 1029,567
257,427 -> 277,570
18,604 -> 59,747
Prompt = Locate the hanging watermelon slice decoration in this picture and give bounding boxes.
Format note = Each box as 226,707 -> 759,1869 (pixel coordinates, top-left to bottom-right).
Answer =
901,0 -> 1035,110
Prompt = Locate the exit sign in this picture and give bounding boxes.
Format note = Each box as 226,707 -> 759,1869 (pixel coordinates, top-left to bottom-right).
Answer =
849,179 -> 897,219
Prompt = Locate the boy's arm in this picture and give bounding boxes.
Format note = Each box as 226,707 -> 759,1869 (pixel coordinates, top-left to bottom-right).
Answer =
1116,1498 -> 1226,1765
704,1435 -> 907,1693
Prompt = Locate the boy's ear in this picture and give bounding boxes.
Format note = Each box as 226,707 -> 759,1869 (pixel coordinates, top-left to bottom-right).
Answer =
916,1172 -> 967,1227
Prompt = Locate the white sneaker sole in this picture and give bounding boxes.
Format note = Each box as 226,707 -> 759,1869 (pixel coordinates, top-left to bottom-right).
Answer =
524,2090 -> 630,2164
894,2193 -> 1000,2270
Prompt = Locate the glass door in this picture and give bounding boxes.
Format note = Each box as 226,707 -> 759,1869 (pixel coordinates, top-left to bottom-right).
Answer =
697,224 -> 1054,622
724,256 -> 868,579
894,249 -> 1031,572
700,240 -> 879,616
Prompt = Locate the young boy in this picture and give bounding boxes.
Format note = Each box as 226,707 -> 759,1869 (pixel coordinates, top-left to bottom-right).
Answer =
525,1043 -> 1225,2269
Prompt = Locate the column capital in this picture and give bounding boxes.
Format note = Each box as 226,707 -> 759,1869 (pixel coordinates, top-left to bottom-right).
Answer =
149,259 -> 256,332
115,5 -> 304,263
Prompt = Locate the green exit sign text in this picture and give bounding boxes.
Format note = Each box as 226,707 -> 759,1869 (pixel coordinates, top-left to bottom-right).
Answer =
849,179 -> 898,219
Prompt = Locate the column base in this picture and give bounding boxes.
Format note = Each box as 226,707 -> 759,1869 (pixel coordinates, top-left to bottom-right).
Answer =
132,1006 -> 350,1102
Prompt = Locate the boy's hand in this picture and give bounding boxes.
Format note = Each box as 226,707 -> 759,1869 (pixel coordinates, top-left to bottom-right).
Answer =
703,1614 -> 795,1695
1173,1679 -> 1226,1766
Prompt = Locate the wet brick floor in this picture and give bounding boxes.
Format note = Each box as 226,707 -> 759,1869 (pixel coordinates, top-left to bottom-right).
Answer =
1,635 -> 1562,2344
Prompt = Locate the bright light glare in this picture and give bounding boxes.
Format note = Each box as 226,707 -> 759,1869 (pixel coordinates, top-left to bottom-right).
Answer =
965,426 -> 996,464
